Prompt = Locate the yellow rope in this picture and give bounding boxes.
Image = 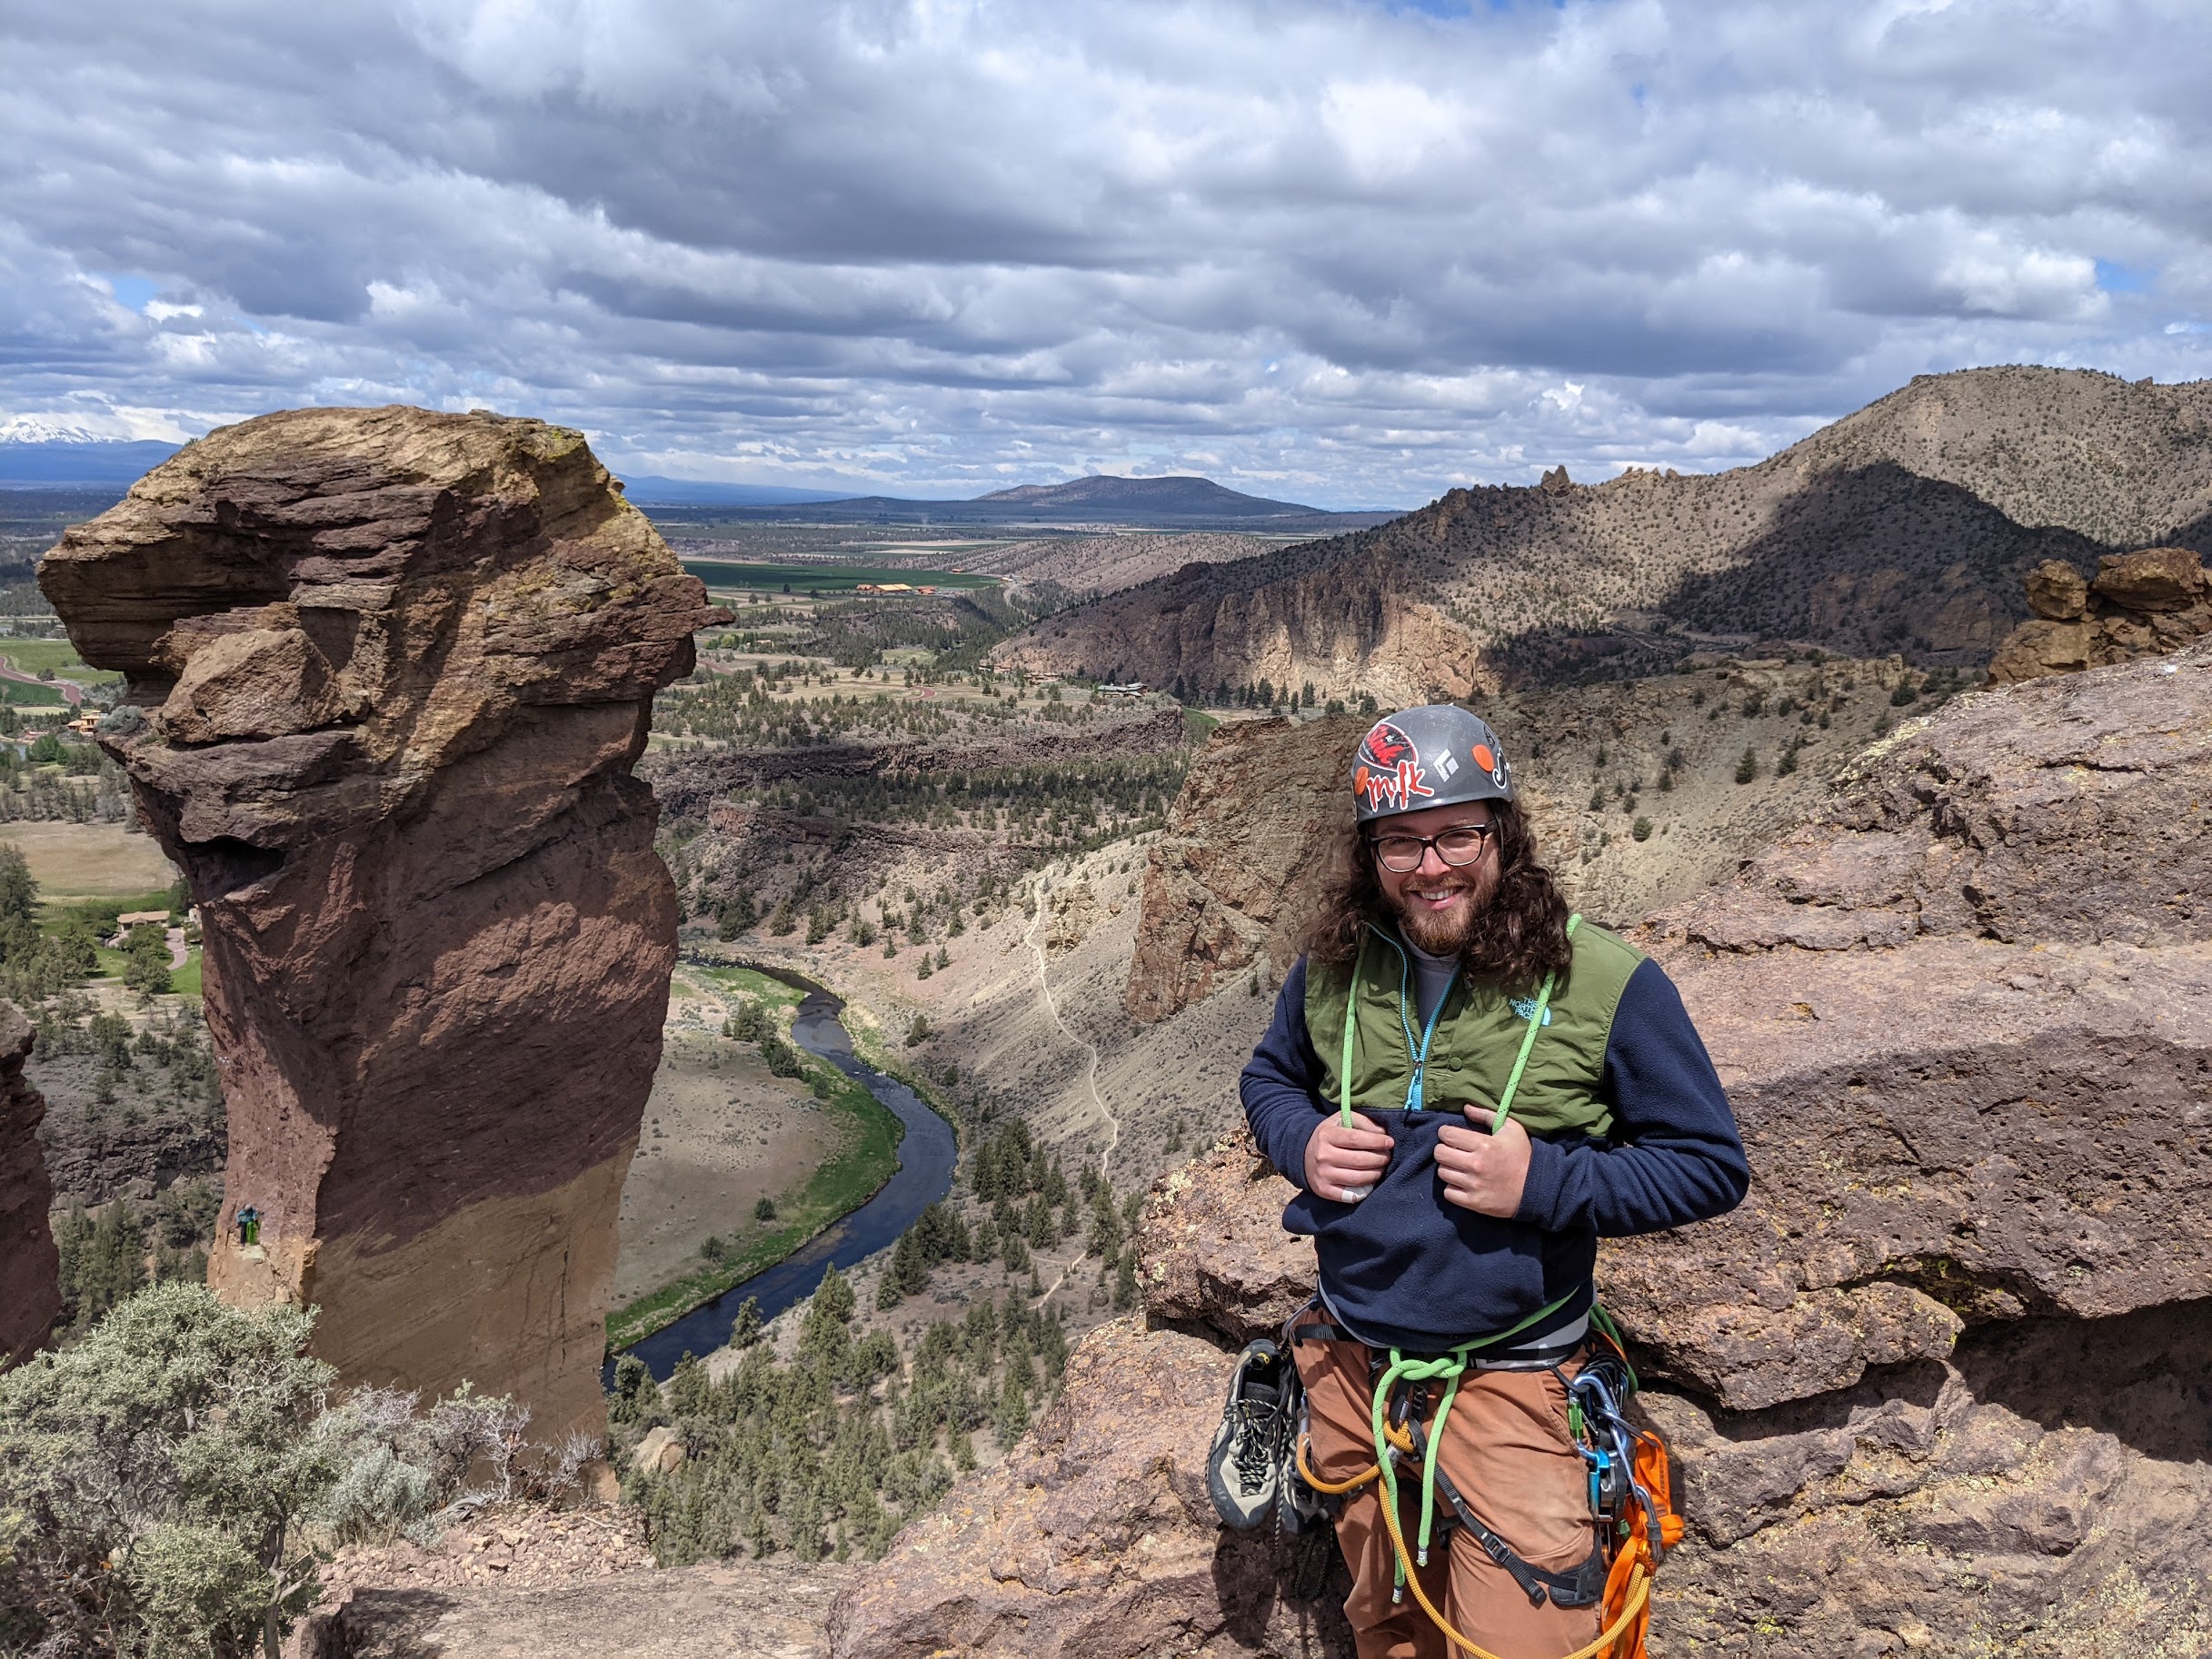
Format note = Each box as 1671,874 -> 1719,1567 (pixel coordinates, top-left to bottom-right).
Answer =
1294,1435 -> 1651,1659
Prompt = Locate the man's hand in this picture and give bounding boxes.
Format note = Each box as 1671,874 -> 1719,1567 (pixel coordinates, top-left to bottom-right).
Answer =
1435,1107 -> 1532,1217
1305,1112 -> 1393,1203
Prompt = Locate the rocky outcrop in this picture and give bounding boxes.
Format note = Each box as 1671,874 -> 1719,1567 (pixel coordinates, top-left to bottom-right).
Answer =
839,641 -> 2212,1656
1605,641 -> 2212,1414
1986,546 -> 2212,683
826,1316 -> 1350,1659
0,1004 -> 60,1362
40,406 -> 722,1437
1125,717 -> 1360,1022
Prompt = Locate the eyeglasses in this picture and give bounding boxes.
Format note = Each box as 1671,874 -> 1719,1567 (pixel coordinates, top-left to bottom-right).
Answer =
1367,823 -> 1496,873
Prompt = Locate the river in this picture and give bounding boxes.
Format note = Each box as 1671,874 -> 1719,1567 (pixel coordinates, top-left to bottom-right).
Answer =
614,962 -> 959,1381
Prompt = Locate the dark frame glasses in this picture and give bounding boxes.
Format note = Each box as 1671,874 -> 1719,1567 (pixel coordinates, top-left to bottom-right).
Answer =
1366,822 -> 1497,873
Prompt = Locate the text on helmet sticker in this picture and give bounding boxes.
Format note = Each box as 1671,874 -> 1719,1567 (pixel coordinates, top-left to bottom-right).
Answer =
1356,720 -> 1436,812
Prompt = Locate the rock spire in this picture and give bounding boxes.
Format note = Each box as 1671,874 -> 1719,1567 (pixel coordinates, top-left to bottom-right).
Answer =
41,406 -> 723,1437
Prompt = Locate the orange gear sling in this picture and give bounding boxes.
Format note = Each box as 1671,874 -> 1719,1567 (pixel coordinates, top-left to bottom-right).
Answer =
1305,913 -> 1682,1659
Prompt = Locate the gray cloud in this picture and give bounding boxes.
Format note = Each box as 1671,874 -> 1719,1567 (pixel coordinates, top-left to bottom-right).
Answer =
3,0 -> 2208,506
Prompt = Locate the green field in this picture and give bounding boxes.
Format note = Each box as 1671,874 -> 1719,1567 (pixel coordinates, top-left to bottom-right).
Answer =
1,680 -> 67,706
0,640 -> 120,685
603,975 -> 904,1352
681,560 -> 1000,593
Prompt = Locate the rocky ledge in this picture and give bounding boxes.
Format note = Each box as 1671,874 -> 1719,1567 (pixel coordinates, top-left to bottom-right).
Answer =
833,639 -> 2212,1657
41,406 -> 723,1438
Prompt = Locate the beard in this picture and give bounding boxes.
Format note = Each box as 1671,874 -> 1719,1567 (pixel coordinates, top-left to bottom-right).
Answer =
1387,859 -> 1500,957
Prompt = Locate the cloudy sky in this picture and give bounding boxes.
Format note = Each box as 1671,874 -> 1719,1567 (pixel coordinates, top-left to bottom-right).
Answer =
4,0 -> 2208,507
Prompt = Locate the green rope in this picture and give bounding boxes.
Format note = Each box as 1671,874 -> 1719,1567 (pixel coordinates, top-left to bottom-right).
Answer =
1368,1289 -> 1577,1580
1489,912 -> 1579,1131
1337,947 -> 1362,1128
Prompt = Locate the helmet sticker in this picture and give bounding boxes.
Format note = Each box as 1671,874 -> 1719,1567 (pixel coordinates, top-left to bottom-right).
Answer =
1356,720 -> 1436,813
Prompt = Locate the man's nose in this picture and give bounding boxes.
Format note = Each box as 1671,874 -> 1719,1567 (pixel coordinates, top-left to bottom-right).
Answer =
1417,842 -> 1452,876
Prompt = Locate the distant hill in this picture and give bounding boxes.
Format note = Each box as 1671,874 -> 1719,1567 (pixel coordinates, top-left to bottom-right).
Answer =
678,472 -> 1403,531
975,474 -> 1335,518
994,366 -> 2212,699
0,437 -> 182,488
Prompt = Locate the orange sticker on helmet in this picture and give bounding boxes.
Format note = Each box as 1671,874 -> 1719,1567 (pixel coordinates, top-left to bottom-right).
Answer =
1354,765 -> 1371,795
1472,744 -> 1496,773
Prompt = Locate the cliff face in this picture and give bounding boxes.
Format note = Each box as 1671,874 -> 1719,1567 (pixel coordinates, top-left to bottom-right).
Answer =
1125,716 -> 1361,1022
0,1004 -> 60,1363
995,367 -> 2212,699
835,640 -> 2212,1657
40,406 -> 722,1437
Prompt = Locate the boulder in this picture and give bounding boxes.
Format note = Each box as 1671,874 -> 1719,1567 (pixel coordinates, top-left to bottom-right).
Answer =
2022,559 -> 2087,620
632,1425 -> 687,1476
0,1003 -> 59,1362
1988,545 -> 2211,682
41,407 -> 723,1438
2088,545 -> 2206,611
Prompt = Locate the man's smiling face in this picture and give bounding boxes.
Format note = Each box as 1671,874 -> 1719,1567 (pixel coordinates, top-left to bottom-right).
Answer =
1370,799 -> 1500,956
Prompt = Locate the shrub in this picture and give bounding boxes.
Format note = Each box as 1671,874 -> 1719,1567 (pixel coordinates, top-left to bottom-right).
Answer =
1734,748 -> 1759,784
0,1285 -> 338,1658
1632,818 -> 1654,842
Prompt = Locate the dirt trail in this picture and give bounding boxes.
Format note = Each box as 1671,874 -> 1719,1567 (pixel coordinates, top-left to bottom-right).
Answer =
1023,880 -> 1120,1178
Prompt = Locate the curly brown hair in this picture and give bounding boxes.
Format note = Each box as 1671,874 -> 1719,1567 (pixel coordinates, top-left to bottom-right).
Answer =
1295,800 -> 1575,993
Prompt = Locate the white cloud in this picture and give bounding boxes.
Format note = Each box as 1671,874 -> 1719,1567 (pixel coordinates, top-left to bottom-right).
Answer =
0,0 -> 2207,506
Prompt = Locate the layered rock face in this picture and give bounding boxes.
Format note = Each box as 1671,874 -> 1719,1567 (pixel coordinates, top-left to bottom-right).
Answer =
835,641 -> 2212,1657
1986,545 -> 2212,683
40,407 -> 721,1437
1126,716 -> 1360,1022
0,1004 -> 60,1363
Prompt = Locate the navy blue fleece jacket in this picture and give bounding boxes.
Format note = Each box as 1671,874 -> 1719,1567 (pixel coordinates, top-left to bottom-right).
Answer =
1241,955 -> 1749,1352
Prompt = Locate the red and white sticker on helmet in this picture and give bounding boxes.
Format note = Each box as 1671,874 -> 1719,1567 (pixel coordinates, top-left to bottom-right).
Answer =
1356,720 -> 1436,813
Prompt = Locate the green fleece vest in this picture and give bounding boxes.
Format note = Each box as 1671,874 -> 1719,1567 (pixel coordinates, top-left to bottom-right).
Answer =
1303,921 -> 1645,1137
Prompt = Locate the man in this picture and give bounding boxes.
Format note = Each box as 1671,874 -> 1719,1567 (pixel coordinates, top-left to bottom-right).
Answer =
1239,704 -> 1749,1659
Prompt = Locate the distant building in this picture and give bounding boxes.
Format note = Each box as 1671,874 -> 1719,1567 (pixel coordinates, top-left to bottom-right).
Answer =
1099,681 -> 1149,699
106,909 -> 171,948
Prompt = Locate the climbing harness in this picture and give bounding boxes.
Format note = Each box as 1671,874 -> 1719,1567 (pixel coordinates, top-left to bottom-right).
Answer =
1300,912 -> 1686,1658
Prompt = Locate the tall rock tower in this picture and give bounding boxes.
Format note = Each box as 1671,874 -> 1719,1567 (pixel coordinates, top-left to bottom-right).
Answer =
41,407 -> 721,1437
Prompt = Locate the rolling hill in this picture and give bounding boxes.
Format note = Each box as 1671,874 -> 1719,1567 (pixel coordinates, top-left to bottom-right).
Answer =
992,366 -> 2212,699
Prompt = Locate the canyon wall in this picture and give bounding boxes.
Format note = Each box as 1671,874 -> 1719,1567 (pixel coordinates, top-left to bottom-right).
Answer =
833,639 -> 2212,1657
0,1004 -> 60,1363
40,406 -> 722,1438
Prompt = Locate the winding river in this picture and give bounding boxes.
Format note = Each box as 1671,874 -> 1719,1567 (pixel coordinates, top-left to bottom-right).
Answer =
616,963 -> 958,1381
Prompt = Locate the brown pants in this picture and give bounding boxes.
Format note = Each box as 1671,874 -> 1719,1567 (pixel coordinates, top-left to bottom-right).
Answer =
1292,1332 -> 1601,1659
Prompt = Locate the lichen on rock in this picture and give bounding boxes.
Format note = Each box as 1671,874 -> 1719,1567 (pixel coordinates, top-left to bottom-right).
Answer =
40,405 -> 726,1439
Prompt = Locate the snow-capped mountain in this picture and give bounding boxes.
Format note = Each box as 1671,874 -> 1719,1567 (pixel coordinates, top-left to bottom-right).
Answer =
0,419 -> 182,487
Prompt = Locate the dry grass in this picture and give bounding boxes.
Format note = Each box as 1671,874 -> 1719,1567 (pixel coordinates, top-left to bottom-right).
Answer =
1,821 -> 178,900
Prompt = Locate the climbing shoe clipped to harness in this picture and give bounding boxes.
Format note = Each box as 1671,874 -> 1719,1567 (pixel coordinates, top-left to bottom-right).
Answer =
1208,1338 -> 1296,1532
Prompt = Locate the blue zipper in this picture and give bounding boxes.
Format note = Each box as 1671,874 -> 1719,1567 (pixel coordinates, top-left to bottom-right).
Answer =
1367,925 -> 1457,1113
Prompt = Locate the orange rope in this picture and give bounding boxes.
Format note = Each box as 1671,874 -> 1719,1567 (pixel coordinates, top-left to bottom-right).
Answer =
1293,1434 -> 1652,1659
